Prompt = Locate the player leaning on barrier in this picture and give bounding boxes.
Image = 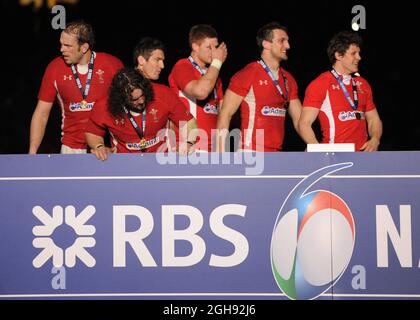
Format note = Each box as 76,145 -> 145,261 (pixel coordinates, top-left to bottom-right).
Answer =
85,67 -> 197,160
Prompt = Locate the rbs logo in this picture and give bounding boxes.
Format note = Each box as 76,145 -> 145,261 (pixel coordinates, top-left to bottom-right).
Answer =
113,204 -> 249,268
271,163 -> 355,299
32,204 -> 249,269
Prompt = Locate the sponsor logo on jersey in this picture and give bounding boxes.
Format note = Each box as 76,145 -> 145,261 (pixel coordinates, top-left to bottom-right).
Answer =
339,111 -> 364,121
203,103 -> 218,115
259,80 -> 268,86
126,137 -> 160,150
69,101 -> 94,112
261,106 -> 286,117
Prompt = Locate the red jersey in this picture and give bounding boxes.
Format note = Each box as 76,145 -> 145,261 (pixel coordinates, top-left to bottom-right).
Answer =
85,83 -> 194,153
228,61 -> 298,151
303,71 -> 376,150
168,58 -> 224,151
38,52 -> 123,149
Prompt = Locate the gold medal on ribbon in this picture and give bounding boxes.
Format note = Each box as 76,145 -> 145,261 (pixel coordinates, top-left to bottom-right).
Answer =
80,100 -> 88,109
139,138 -> 147,150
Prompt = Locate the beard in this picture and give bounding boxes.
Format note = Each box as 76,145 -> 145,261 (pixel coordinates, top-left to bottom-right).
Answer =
126,103 -> 146,113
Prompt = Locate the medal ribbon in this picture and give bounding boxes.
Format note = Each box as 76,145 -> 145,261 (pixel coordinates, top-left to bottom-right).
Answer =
330,68 -> 359,111
123,106 -> 147,150
258,59 -> 289,107
70,51 -> 95,102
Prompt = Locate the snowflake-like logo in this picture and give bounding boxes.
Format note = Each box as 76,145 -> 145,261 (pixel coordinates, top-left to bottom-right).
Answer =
32,205 -> 96,268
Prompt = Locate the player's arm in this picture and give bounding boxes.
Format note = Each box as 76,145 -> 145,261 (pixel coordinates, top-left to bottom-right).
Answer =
360,108 -> 382,152
287,98 -> 303,133
178,118 -> 198,155
216,89 -> 244,152
85,132 -> 110,161
183,43 -> 227,100
29,100 -> 54,154
298,107 -> 320,145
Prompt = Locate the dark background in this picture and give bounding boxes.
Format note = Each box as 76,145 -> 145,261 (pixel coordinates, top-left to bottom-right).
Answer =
0,0 -> 416,153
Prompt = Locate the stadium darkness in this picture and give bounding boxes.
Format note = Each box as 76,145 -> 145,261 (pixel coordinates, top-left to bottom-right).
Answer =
0,0 -> 416,153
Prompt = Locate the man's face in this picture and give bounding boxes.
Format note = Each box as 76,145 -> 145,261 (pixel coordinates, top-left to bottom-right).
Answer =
337,44 -> 361,74
268,29 -> 290,61
138,49 -> 165,80
194,37 -> 219,65
60,31 -> 84,65
130,88 -> 146,109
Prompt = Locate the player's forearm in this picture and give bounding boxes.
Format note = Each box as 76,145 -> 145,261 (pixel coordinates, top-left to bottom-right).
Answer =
368,118 -> 383,143
298,122 -> 319,145
29,113 -> 49,154
179,118 -> 197,143
85,132 -> 105,150
191,69 -> 220,100
216,109 -> 234,152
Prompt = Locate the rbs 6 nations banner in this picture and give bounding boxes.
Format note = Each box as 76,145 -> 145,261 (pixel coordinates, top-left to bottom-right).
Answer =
0,152 -> 419,300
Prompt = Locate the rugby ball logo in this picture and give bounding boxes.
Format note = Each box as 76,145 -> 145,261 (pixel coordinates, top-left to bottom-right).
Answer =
271,163 -> 355,300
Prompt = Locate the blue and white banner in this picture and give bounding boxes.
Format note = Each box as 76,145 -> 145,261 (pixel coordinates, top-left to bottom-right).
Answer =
0,152 -> 419,300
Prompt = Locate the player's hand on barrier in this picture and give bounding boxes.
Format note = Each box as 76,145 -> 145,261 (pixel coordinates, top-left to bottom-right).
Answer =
91,144 -> 111,161
360,137 -> 379,152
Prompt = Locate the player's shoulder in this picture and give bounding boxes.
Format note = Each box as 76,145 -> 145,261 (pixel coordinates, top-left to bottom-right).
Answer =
44,56 -> 68,76
316,71 -> 333,81
95,52 -> 123,65
311,71 -> 332,84
306,71 -> 332,91
174,58 -> 190,67
243,61 -> 261,71
232,61 -> 260,78
152,82 -> 173,94
47,56 -> 66,68
171,58 -> 192,73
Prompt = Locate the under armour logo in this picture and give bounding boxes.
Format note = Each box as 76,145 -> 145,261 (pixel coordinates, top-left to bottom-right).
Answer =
332,84 -> 340,90
259,80 -> 268,86
63,75 -> 72,80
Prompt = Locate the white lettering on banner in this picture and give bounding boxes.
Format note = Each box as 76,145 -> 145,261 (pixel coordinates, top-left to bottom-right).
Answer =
113,204 -> 248,267
209,204 -> 249,267
113,205 -> 157,267
162,205 -> 206,267
376,205 -> 413,267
